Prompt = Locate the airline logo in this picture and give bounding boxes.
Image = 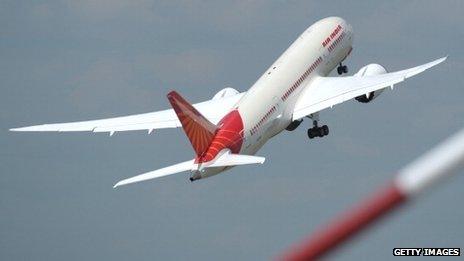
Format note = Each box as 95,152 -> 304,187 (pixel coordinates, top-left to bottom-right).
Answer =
322,24 -> 343,47
167,91 -> 218,157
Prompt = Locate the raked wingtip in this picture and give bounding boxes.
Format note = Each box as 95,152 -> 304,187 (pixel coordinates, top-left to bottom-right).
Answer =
436,56 -> 447,64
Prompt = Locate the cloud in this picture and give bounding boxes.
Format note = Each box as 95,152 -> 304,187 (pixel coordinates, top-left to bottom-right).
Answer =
68,56 -> 157,114
357,0 -> 463,45
330,135 -> 382,158
66,48 -> 224,114
64,0 -> 273,32
63,0 -> 313,37
144,49 -> 225,86
65,0 -> 156,22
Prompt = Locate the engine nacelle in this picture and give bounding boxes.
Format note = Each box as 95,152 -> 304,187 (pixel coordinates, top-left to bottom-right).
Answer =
354,64 -> 387,103
212,87 -> 239,100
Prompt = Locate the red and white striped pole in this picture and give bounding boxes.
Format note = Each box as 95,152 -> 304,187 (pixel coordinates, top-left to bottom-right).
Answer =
281,128 -> 464,261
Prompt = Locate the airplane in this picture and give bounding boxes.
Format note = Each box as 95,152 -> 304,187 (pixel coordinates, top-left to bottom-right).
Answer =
11,17 -> 446,188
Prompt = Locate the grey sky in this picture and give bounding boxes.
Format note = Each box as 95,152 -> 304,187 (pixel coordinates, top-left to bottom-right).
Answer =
1,1 -> 463,260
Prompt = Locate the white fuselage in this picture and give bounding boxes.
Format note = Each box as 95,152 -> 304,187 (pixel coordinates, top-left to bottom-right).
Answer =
197,17 -> 353,179
238,17 -> 353,155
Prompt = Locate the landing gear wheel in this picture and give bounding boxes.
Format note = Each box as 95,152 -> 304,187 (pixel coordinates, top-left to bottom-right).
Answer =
307,128 -> 315,139
307,129 -> 312,139
307,113 -> 329,140
337,64 -> 348,75
307,126 -> 329,139
322,125 -> 329,136
342,65 -> 348,73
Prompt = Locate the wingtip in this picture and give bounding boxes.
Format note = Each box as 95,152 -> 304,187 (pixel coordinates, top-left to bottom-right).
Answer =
9,125 -> 45,132
10,127 -> 29,132
113,181 -> 124,188
435,56 -> 447,64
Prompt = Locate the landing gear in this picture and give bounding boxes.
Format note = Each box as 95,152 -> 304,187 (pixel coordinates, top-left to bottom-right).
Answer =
337,63 -> 348,75
307,124 -> 329,139
322,125 -> 329,135
307,114 -> 329,139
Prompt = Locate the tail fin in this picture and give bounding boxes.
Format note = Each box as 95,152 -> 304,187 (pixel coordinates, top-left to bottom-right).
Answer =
167,91 -> 218,157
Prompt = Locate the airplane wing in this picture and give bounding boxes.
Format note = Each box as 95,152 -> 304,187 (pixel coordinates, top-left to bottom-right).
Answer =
292,57 -> 446,120
10,91 -> 245,135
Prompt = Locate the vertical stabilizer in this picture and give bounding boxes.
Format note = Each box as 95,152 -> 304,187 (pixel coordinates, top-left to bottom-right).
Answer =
167,91 -> 218,157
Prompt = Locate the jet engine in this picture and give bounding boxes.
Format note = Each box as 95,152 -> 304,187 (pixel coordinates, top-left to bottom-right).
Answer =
354,64 -> 387,103
212,87 -> 239,100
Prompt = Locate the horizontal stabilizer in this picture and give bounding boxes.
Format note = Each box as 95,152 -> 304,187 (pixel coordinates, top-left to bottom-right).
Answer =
113,151 -> 265,188
113,160 -> 194,188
